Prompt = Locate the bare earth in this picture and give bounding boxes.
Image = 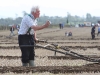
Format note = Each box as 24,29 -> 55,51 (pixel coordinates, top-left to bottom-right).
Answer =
0,27 -> 100,75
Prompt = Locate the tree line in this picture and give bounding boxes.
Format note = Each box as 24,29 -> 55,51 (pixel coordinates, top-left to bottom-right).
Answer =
0,12 -> 100,28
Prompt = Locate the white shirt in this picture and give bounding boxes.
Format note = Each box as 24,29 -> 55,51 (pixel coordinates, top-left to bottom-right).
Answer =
18,14 -> 37,35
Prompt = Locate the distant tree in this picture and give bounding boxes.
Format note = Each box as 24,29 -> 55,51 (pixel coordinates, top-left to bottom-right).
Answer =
86,13 -> 92,22
0,12 -> 100,29
14,17 -> 22,25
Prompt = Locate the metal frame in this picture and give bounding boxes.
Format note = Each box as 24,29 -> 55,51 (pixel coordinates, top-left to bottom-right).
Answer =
19,40 -> 100,63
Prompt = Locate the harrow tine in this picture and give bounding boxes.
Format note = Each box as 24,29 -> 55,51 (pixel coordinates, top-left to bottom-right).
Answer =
43,44 -> 50,47
61,47 -> 100,62
49,44 -> 100,62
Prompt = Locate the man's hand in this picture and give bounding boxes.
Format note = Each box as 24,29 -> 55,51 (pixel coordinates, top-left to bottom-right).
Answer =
44,21 -> 51,28
34,38 -> 39,43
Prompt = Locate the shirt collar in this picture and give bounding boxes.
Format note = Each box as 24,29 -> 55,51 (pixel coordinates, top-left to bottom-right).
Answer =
30,14 -> 35,20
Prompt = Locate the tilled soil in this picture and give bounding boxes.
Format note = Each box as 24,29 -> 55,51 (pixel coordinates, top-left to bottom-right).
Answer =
0,63 -> 100,73
0,55 -> 100,60
0,45 -> 100,50
0,28 -> 100,74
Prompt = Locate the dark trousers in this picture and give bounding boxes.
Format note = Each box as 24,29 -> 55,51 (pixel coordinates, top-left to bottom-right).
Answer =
91,32 -> 95,39
18,35 -> 35,63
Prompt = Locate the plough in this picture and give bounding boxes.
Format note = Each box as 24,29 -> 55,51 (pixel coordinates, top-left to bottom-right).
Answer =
20,40 -> 100,63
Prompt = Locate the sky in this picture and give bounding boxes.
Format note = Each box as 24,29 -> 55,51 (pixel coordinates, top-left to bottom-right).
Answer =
0,0 -> 100,18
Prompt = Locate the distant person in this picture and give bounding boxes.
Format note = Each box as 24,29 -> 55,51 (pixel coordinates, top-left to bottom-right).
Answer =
61,23 -> 64,29
59,23 -> 64,29
59,23 -> 62,29
68,31 -> 72,36
65,31 -> 72,37
65,31 -> 68,36
10,25 -> 15,36
91,25 -> 96,39
97,25 -> 100,36
16,25 -> 20,31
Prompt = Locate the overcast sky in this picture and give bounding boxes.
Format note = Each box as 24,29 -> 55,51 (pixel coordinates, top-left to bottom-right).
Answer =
0,0 -> 100,18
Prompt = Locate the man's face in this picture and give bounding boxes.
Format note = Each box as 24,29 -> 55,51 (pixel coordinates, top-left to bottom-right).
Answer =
32,9 -> 40,19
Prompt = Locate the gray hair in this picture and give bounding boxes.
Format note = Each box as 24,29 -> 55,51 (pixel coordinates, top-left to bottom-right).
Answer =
31,6 -> 39,13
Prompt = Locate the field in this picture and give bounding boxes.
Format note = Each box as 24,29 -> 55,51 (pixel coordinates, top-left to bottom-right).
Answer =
0,27 -> 100,75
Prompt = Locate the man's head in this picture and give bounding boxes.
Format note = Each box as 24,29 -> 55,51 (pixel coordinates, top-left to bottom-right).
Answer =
31,6 -> 40,19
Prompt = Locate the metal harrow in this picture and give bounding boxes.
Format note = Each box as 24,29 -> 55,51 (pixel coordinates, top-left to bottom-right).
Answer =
20,40 -> 100,63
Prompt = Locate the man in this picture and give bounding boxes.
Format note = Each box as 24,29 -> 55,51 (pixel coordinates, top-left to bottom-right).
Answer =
61,23 -> 64,29
68,31 -> 72,36
18,6 -> 51,67
91,25 -> 96,39
10,25 -> 15,36
16,25 -> 20,31
65,31 -> 68,37
59,23 -> 62,29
